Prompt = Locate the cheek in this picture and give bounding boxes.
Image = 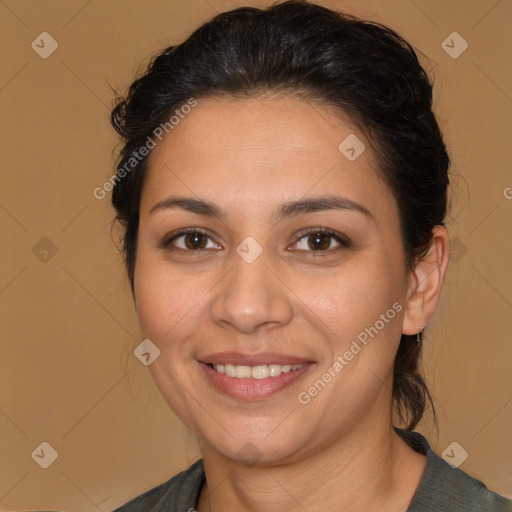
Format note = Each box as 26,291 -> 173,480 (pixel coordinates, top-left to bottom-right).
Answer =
133,248 -> 205,344
297,256 -> 404,343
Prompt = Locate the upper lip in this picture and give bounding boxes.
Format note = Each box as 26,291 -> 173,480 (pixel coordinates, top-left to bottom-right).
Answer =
198,352 -> 314,366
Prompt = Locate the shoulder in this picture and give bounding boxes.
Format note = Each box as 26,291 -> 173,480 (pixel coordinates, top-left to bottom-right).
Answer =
396,429 -> 512,512
113,459 -> 205,512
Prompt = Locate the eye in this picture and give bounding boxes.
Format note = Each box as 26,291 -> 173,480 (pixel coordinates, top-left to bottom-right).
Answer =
161,229 -> 221,252
160,227 -> 350,254
290,228 -> 351,253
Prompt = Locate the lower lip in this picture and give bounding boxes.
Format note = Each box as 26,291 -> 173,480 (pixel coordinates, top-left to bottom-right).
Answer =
199,362 -> 313,400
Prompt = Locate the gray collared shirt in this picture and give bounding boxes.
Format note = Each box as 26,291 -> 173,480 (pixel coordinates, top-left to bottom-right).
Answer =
114,428 -> 512,511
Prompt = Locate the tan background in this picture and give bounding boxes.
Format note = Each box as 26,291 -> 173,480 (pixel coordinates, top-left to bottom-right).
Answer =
1,0 -> 511,510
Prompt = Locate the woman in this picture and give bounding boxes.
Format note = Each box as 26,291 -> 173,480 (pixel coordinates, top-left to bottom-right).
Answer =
110,1 -> 511,510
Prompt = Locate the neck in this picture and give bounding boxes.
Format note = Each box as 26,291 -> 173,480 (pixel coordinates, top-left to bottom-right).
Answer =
196,415 -> 426,512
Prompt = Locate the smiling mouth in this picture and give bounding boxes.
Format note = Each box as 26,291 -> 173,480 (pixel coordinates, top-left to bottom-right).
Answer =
207,363 -> 306,380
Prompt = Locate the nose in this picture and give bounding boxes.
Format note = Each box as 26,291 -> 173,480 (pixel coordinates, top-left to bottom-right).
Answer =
210,249 -> 294,334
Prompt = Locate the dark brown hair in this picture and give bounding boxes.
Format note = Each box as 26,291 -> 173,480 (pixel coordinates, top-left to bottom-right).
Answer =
110,0 -> 449,430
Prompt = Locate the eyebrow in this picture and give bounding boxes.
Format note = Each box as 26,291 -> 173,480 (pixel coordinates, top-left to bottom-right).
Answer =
149,195 -> 373,221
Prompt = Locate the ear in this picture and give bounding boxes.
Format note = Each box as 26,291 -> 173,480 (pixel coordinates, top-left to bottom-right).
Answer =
402,226 -> 450,336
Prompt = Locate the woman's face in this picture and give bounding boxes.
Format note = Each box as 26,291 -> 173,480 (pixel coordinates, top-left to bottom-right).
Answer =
134,95 -> 412,464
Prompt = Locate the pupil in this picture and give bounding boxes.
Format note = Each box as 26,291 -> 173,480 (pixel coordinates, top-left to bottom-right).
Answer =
309,233 -> 329,251
186,233 -> 206,250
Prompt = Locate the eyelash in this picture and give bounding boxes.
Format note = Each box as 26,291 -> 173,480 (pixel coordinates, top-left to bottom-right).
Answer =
160,227 -> 351,255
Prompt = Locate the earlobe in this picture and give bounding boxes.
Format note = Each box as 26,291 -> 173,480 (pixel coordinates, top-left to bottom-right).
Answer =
402,226 -> 450,336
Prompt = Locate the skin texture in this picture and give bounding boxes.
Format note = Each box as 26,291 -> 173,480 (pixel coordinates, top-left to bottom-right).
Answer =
133,95 -> 450,511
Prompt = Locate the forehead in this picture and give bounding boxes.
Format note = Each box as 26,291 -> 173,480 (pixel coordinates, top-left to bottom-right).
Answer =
149,94 -> 366,164
140,95 -> 395,220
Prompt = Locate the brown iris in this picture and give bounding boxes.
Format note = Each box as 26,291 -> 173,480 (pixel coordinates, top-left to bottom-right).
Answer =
184,232 -> 208,250
307,232 -> 331,251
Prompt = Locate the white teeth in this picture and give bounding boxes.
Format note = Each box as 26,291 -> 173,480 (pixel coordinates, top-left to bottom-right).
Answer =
224,364 -> 236,377
251,365 -> 269,379
235,365 -> 251,379
212,363 -> 305,379
269,364 -> 282,377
